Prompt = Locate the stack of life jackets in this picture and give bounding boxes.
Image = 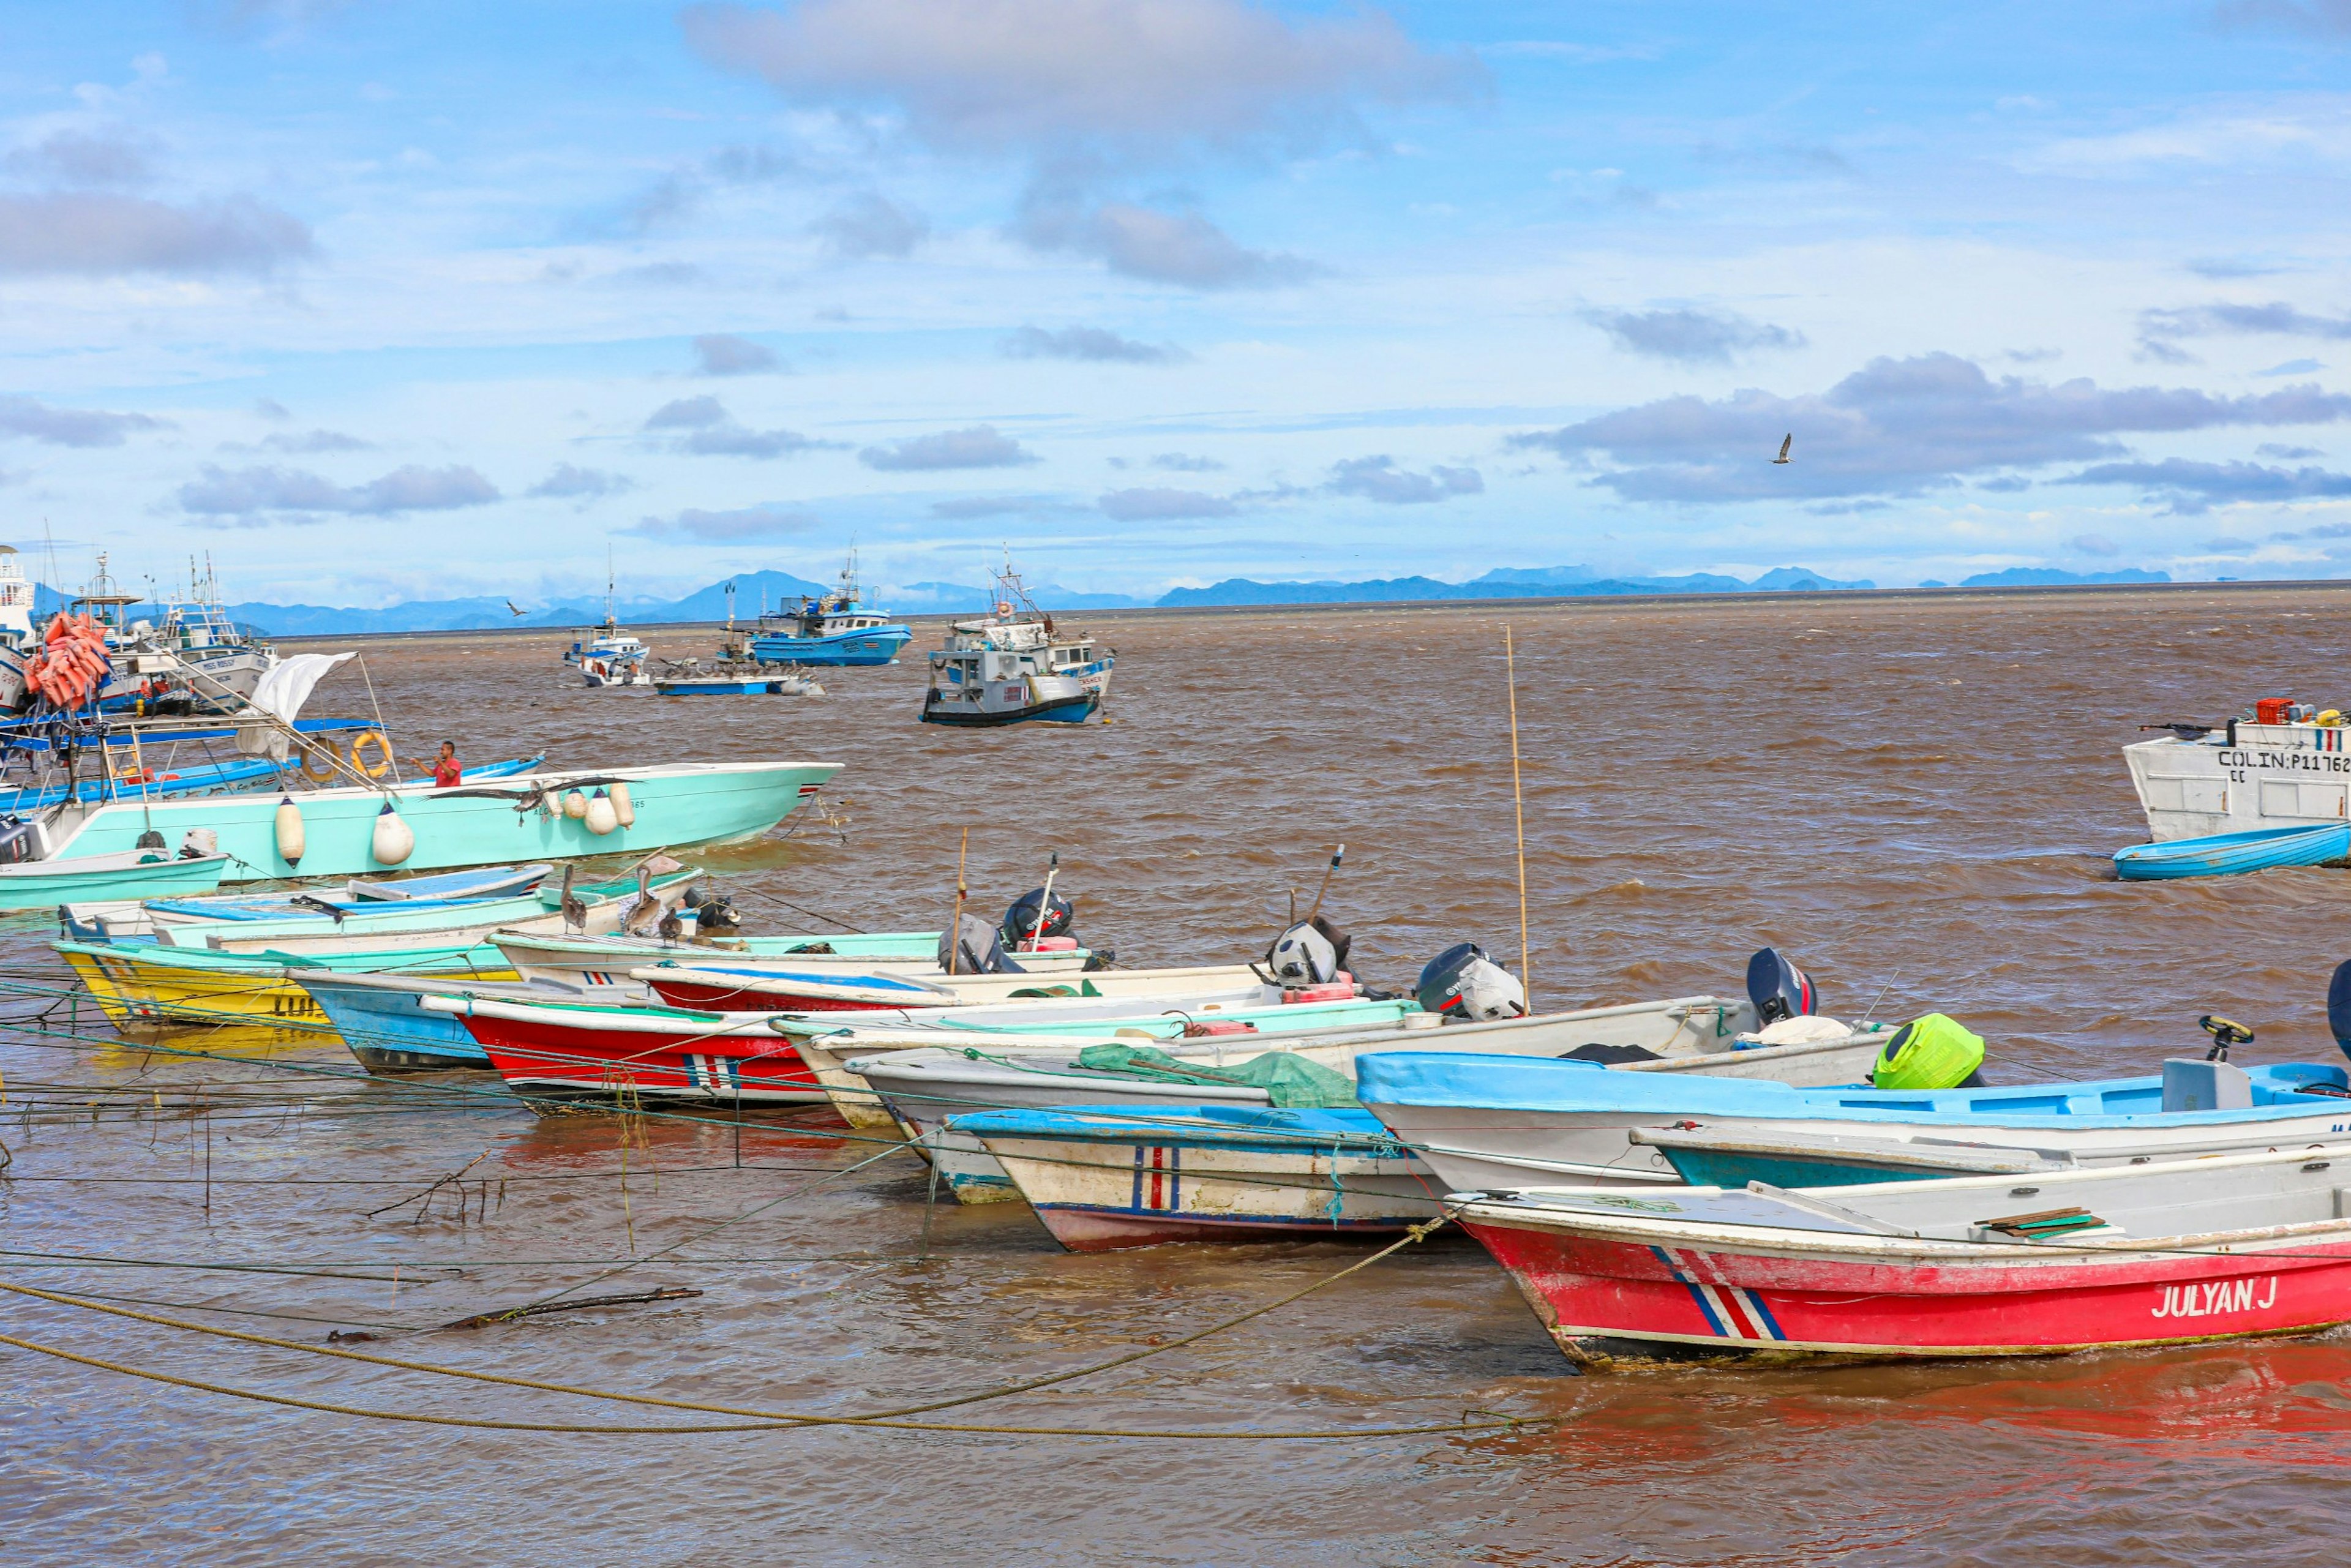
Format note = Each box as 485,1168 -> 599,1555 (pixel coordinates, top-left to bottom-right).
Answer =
23,613 -> 113,711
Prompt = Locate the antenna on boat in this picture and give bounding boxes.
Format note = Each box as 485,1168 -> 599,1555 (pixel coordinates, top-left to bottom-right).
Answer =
1506,625 -> 1531,1010
1306,844 -> 1344,925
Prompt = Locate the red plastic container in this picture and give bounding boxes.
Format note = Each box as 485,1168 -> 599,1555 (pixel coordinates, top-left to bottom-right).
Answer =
2257,697 -> 2293,724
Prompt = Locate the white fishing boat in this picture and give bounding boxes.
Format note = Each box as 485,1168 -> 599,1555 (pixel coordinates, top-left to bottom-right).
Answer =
918,556 -> 1114,727
2125,697 -> 2351,841
562,557 -> 652,688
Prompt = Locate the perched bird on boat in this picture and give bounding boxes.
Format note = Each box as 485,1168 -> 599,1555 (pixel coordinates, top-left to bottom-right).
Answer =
558,865 -> 587,934
656,904 -> 684,943
623,866 -> 661,934
1772,434 -> 1793,465
505,598 -> 525,617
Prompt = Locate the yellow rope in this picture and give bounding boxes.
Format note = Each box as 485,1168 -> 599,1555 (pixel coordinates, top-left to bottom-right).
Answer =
0,1212 -> 1472,1431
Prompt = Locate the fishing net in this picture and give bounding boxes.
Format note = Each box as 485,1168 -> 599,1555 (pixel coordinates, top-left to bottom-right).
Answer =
1070,1043 -> 1359,1109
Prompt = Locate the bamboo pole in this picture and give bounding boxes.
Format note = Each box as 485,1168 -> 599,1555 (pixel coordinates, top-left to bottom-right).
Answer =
1505,626 -> 1531,1011
947,827 -> 970,975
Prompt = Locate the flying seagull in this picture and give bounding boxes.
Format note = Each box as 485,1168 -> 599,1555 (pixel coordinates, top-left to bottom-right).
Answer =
1772,434 -> 1793,465
504,598 -> 525,617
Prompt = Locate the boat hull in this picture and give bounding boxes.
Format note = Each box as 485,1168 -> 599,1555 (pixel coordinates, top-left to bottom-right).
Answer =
2113,822 -> 2351,880
1464,1214 -> 2351,1362
920,689 -> 1098,727
0,851 -> 226,911
37,761 -> 839,883
748,626 -> 912,667
458,1010 -> 828,1105
2126,724 -> 2351,842
299,977 -> 497,1071
59,942 -> 514,1030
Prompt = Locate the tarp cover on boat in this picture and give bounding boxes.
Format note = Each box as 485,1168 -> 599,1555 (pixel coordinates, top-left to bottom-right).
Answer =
1071,1043 -> 1360,1108
238,652 -> 353,755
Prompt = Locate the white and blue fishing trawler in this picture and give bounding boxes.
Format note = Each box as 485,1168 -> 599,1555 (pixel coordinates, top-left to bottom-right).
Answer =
919,558 -> 1114,728
746,552 -> 911,668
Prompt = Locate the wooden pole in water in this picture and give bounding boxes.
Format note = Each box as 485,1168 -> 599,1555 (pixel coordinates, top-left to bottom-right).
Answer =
1506,626 -> 1531,1010
948,827 -> 970,975
1027,850 -> 1059,951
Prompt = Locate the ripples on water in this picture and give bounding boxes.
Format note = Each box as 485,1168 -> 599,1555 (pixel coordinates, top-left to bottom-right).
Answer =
6,588 -> 2351,1565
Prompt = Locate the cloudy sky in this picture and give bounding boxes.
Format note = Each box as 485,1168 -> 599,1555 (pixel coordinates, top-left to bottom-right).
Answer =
9,1 -> 2351,605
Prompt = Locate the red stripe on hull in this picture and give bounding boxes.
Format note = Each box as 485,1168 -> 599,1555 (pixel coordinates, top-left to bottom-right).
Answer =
460,1013 -> 825,1103
1466,1220 -> 2351,1359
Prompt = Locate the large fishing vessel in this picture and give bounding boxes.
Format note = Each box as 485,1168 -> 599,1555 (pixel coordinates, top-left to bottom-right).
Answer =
918,558 -> 1114,727
562,558 -> 651,687
747,551 -> 911,667
2124,697 -> 2351,841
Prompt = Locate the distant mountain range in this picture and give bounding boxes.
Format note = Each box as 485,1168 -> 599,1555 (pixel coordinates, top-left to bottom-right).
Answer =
32,561 -> 2175,637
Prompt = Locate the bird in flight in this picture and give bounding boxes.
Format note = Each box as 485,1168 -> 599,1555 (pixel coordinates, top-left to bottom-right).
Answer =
504,598 -> 525,617
1772,434 -> 1793,465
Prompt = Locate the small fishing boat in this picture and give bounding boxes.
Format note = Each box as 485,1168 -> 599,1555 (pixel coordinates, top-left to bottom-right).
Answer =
422,995 -> 828,1105
492,928 -> 1079,990
0,849 -> 228,912
631,959 -> 1254,1013
563,557 -> 654,688
918,557 -> 1113,727
141,865 -> 696,953
653,666 -> 824,697
296,972 -> 607,1072
2113,822 -> 2351,880
58,939 -> 516,1030
960,1104 -> 1434,1248
744,552 -> 911,668
1357,1049 -> 2351,1196
1455,1144 -> 2351,1364
72,862 -> 555,939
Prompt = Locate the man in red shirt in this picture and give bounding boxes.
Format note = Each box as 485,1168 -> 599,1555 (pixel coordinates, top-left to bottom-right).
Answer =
406,740 -> 462,787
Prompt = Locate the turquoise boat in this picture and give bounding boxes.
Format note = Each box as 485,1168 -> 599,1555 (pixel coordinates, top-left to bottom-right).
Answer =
0,850 -> 228,912
2113,822 -> 2351,880
28,760 -> 838,883
148,865 -> 701,951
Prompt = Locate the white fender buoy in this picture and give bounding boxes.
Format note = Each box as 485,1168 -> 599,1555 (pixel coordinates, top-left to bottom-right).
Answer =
274,797 -> 305,868
561,789 -> 589,820
371,801 -> 414,865
610,780 -> 635,828
584,787 -> 619,837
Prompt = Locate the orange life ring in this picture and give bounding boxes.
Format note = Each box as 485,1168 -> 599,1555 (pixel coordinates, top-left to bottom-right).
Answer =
300,745 -> 338,782
350,732 -> 393,778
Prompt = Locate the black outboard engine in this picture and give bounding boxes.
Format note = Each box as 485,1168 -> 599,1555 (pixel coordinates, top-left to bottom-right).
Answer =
0,815 -> 39,866
1266,915 -> 1351,987
940,912 -> 1025,975
1745,947 -> 1818,1027
692,886 -> 742,935
1416,942 -> 1528,1021
1001,887 -> 1074,950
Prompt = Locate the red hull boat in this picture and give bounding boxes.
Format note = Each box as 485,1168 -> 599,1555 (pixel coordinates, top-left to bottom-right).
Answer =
427,995 -> 827,1104
1456,1146 -> 2351,1363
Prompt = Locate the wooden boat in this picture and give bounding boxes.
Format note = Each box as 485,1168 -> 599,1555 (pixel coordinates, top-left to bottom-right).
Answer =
72,862 -> 557,939
494,929 -> 1086,990
2113,822 -> 2351,880
296,972 -> 602,1072
959,1105 -> 1435,1249
631,959 -> 1259,1012
420,994 -> 826,1104
0,850 -> 228,912
177,866 -> 702,957
58,939 -> 514,1029
1455,1144 -> 2351,1363
1356,1051 -> 2351,1196
860,1010 -> 1891,1207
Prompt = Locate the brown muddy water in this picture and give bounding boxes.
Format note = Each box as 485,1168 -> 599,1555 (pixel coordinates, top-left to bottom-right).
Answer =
7,587 -> 2351,1566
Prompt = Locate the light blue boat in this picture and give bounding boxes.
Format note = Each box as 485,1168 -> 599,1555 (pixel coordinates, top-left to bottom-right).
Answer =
1356,1050 -> 2351,1195
746,553 -> 910,667
654,675 -> 820,696
2114,822 -> 2351,880
298,971 -> 568,1071
0,850 -> 229,912
28,759 -> 838,882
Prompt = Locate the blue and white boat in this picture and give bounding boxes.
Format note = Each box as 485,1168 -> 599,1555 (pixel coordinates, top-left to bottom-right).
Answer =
296,972 -> 598,1072
1357,1049 -> 2351,1195
746,552 -> 911,668
919,557 -> 1114,727
2113,822 -> 2351,880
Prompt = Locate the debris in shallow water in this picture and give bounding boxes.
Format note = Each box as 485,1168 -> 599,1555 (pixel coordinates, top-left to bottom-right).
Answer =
438,1285 -> 705,1332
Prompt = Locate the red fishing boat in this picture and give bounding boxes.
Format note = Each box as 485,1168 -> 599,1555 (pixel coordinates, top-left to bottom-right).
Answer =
422,994 -> 825,1104
1456,1145 -> 2351,1364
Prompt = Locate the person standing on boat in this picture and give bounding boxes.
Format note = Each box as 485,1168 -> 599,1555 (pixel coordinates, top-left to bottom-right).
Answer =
407,740 -> 462,787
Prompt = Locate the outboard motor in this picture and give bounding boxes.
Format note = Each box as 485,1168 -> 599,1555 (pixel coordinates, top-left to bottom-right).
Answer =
694,888 -> 741,936
1001,887 -> 1074,950
0,814 -> 39,866
1267,915 -> 1351,988
1415,942 -> 1528,1021
1745,947 -> 1818,1027
940,912 -> 1024,975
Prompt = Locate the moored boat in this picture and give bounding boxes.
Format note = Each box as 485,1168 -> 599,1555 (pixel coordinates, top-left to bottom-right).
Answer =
422,994 -> 827,1105
58,938 -> 514,1030
296,972 -> 604,1072
744,550 -> 911,668
1455,1144 -> 2351,1364
0,849 -> 228,912
2113,822 -> 2351,880
918,557 -> 1112,728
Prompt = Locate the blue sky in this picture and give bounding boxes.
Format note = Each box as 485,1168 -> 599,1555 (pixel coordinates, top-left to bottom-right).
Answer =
8,1 -> 2351,605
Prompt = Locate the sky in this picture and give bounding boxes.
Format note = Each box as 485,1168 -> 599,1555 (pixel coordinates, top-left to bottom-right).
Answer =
8,1 -> 2351,606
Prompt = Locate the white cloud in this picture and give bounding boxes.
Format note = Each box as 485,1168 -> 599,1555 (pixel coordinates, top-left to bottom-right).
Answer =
860,424 -> 1038,470
0,192 -> 311,277
177,463 -> 500,525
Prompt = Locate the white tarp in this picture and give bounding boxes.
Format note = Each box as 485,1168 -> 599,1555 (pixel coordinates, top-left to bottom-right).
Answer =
237,651 -> 354,757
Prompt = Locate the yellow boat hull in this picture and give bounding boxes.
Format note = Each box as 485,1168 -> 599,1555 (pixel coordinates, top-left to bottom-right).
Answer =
61,947 -> 517,1032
